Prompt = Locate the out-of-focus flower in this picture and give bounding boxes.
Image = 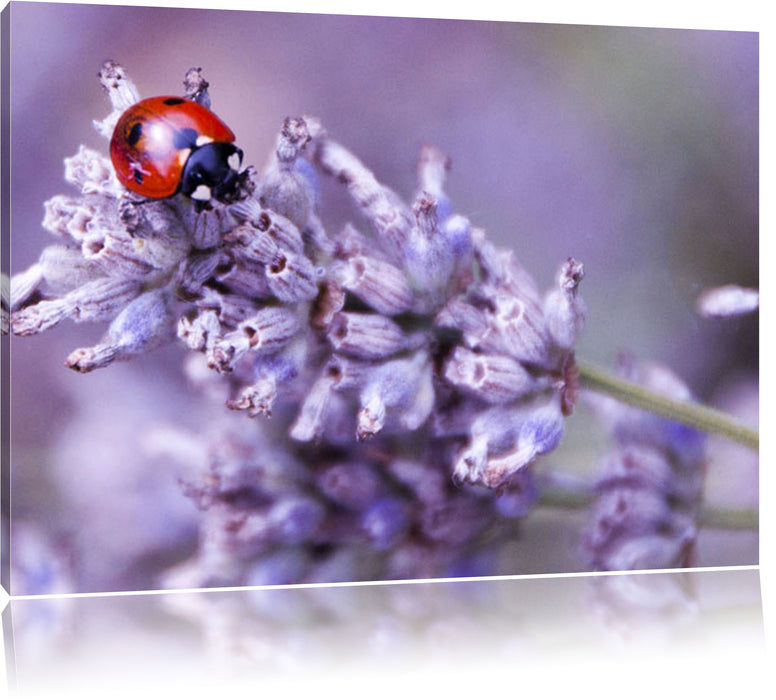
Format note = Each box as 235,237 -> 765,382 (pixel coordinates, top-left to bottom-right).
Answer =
581,356 -> 706,571
696,284 -> 759,318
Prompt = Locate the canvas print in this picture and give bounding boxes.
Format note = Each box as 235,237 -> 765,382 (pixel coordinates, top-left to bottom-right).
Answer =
2,3 -> 758,600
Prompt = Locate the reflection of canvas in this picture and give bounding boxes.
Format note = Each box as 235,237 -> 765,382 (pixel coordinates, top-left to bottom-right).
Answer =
7,570 -> 765,695
4,4 -> 758,599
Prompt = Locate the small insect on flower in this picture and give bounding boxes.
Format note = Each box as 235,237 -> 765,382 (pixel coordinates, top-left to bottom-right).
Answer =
110,96 -> 244,206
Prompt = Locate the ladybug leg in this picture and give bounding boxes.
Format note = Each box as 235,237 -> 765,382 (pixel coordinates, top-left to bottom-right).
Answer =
192,198 -> 213,214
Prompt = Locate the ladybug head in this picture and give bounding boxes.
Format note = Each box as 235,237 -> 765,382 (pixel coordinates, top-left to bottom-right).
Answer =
180,142 -> 244,206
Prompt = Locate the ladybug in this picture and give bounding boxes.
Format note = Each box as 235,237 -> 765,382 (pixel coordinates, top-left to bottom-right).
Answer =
110,96 -> 243,205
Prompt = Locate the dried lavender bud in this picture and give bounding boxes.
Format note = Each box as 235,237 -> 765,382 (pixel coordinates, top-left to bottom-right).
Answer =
93,59 -> 140,138
476,288 -> 551,366
289,374 -> 336,442
416,145 -> 452,217
174,251 -> 222,299
10,263 -> 44,311
442,346 -> 542,404
12,276 -> 142,336
356,352 -> 433,439
230,201 -> 306,254
264,251 -> 319,302
597,526 -> 696,571
404,194 -> 457,304
326,311 -> 409,359
212,253 -> 272,300
65,287 -> 176,372
43,196 -> 96,240
64,145 -> 122,198
210,306 -> 299,372
544,258 -> 586,351
178,308 -> 220,352
310,278 -> 346,330
454,400 -> 565,489
224,223 -> 281,264
258,117 -> 321,233
311,137 -> 414,263
584,487 -> 676,553
183,66 -> 211,106
472,227 -> 542,301
227,377 -> 278,418
331,255 -> 413,316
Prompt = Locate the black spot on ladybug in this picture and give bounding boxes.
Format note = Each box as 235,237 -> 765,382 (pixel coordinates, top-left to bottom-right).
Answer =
133,169 -> 144,184
173,128 -> 199,150
127,122 -> 143,147
163,97 -> 185,106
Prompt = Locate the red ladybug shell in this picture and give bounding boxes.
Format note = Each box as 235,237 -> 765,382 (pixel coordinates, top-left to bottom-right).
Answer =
110,96 -> 236,198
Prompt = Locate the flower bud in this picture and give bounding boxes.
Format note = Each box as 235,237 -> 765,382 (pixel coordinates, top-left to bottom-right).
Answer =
583,488 -> 675,553
326,312 -> 407,359
213,254 -> 272,300
478,289 -> 551,366
178,309 -> 220,351
12,276 -> 142,336
95,59 -> 140,134
224,223 -> 281,264
331,255 -> 413,316
453,400 -> 564,488
258,126 -> 320,232
289,374 -> 336,442
316,462 -> 383,511
175,251 -> 222,299
311,279 -> 346,330
544,257 -> 586,351
361,497 -> 412,551
10,263 -> 43,311
230,200 -> 306,254
265,251 -> 319,302
419,497 -> 488,546
66,287 -> 176,372
210,307 -> 299,372
442,346 -> 540,403
357,352 -> 434,439
227,377 -> 277,418
268,496 -> 327,545
494,471 -> 539,518
64,145 -> 121,197
385,459 -> 448,504
313,137 -> 413,263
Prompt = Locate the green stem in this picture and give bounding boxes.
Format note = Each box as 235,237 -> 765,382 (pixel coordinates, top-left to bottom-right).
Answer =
538,484 -> 758,531
577,359 -> 758,452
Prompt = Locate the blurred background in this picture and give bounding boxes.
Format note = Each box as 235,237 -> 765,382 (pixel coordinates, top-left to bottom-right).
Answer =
7,3 -> 759,594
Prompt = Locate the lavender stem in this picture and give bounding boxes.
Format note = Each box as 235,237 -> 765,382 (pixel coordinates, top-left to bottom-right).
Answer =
537,477 -> 759,531
577,359 -> 759,451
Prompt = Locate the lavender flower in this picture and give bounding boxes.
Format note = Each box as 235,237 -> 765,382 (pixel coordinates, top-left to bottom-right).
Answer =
581,356 -> 706,571
12,62 -> 588,586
